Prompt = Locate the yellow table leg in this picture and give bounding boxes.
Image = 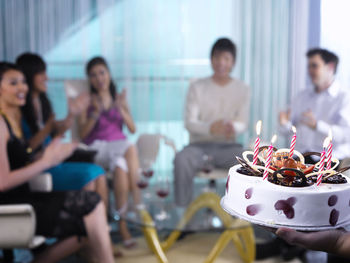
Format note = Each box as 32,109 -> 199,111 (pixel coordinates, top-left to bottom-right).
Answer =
139,209 -> 169,263
204,230 -> 233,263
138,192 -> 256,263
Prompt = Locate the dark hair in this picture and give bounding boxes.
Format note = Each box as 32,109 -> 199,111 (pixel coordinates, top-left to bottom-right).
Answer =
16,53 -> 53,134
210,38 -> 236,60
306,48 -> 339,74
86,56 -> 117,100
0,62 -> 23,81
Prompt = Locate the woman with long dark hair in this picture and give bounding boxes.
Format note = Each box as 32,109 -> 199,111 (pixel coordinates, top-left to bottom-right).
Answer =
0,62 -> 114,263
79,56 -> 140,248
16,53 -> 108,207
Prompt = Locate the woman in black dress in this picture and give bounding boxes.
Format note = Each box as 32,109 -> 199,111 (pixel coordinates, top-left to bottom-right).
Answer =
0,62 -> 114,262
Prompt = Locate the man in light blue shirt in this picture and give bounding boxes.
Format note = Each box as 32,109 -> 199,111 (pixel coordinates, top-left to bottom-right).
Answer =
279,48 -> 350,161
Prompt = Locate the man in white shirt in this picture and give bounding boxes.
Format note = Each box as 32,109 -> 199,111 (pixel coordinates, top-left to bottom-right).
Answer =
174,38 -> 251,207
279,48 -> 350,163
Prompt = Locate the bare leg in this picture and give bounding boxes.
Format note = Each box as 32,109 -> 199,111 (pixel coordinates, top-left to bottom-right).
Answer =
83,201 -> 114,263
124,145 -> 141,205
113,167 -> 133,242
84,180 -> 95,191
95,175 -> 109,211
32,236 -> 85,263
83,176 -> 108,213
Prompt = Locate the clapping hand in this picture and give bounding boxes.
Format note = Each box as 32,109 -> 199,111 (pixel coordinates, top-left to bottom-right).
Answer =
301,109 -> 317,129
224,121 -> 235,139
54,118 -> 73,136
210,120 -> 226,136
68,93 -> 90,116
41,137 -> 78,167
210,119 -> 235,139
279,109 -> 291,126
115,89 -> 128,112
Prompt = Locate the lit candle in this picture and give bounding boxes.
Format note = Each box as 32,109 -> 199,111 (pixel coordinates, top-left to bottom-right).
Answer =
289,126 -> 297,158
317,137 -> 330,186
263,134 -> 277,181
326,129 -> 333,171
253,120 -> 262,165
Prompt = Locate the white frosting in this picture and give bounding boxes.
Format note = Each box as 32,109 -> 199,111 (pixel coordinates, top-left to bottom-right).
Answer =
221,165 -> 350,228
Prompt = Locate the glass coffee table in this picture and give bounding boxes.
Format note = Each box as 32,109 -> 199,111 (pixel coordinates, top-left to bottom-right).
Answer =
121,192 -> 256,263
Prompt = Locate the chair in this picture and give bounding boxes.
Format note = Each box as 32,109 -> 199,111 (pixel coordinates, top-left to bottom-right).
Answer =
0,173 -> 52,261
136,133 -> 176,170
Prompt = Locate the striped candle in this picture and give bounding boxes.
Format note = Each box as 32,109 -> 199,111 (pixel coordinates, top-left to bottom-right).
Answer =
263,134 -> 277,181
326,142 -> 333,170
317,150 -> 326,186
253,120 -> 262,165
326,129 -> 333,171
317,137 -> 330,186
289,126 -> 297,158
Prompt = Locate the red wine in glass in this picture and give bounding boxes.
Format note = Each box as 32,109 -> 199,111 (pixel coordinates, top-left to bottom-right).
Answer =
142,169 -> 154,178
156,189 -> 169,198
202,154 -> 213,173
202,167 -> 213,173
137,180 -> 148,189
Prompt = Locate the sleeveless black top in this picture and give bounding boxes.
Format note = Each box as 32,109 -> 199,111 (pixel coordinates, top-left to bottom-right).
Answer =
1,113 -> 32,193
0,113 -> 101,238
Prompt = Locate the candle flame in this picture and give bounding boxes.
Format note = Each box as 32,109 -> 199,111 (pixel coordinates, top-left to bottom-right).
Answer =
323,137 -> 331,148
271,134 -> 277,144
292,126 -> 296,134
256,120 -> 262,135
328,129 -> 333,141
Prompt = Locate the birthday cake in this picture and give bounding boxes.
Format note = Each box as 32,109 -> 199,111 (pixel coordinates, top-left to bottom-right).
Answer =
221,148 -> 350,230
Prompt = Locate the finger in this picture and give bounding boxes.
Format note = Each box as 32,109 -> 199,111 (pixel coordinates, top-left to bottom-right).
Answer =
276,227 -> 309,247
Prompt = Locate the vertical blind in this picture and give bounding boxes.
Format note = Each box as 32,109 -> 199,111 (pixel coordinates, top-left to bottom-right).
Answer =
1,0 -> 295,174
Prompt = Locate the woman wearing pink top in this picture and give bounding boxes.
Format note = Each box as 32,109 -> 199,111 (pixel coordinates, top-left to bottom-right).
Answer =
79,57 -> 141,248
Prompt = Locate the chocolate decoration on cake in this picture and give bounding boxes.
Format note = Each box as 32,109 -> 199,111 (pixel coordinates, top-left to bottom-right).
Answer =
274,199 -> 296,219
272,168 -> 308,187
258,146 -> 278,154
245,188 -> 253,199
328,195 -> 338,207
329,209 -> 339,226
236,157 -> 262,177
246,204 -> 261,216
287,197 -> 297,206
302,152 -> 321,159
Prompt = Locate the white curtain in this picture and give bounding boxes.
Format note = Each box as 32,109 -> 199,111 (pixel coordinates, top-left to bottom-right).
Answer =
1,0 -> 309,173
0,0 -> 107,61
321,0 -> 350,89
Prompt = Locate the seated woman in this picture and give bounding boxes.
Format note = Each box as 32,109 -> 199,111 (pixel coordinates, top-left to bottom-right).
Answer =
79,57 -> 141,248
16,53 -> 108,207
0,62 -> 114,263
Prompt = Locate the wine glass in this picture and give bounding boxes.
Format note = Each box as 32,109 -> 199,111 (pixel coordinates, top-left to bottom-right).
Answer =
140,159 -> 154,199
137,169 -> 149,190
201,154 -> 214,174
142,168 -> 154,178
155,175 -> 170,221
